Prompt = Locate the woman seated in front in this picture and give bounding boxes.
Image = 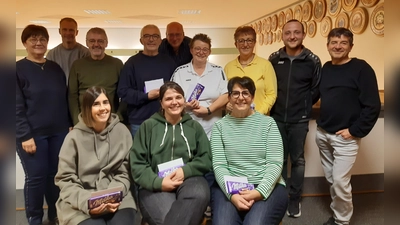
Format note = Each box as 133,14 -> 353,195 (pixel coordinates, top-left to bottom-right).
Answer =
130,81 -> 211,225
211,76 -> 288,225
55,86 -> 136,225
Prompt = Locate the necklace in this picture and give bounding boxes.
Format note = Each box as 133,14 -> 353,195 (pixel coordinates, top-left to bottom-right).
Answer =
239,54 -> 255,66
30,60 -> 46,70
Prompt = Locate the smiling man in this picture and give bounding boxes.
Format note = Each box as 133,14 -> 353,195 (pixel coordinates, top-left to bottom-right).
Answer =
117,24 -> 176,137
268,19 -> 321,218
46,17 -> 90,80
68,27 -> 124,125
159,22 -> 192,67
317,28 -> 381,225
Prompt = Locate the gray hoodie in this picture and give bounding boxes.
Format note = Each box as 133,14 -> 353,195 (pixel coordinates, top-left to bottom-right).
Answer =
55,113 -> 136,225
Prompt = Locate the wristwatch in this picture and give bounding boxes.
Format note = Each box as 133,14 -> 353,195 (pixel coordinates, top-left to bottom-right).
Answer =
207,107 -> 212,115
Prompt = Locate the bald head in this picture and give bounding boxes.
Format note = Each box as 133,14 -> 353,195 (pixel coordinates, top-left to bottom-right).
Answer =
166,22 -> 184,50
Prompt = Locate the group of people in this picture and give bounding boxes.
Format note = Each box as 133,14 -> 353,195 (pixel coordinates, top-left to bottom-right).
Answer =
16,16 -> 381,225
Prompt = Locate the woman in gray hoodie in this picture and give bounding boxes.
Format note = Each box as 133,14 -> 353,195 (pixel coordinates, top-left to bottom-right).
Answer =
55,86 -> 136,225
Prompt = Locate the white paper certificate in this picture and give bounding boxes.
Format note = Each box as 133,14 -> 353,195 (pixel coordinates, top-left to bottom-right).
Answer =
144,78 -> 164,93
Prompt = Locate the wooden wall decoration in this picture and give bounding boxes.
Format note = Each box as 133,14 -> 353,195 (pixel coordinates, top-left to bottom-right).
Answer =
335,12 -> 350,28
328,0 -> 341,17
342,0 -> 358,11
370,2 -> 384,36
320,16 -> 332,37
313,0 -> 327,22
349,7 -> 368,34
302,1 -> 313,22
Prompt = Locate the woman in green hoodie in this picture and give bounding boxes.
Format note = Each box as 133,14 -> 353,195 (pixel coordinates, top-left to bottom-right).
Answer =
55,86 -> 136,225
130,81 -> 212,225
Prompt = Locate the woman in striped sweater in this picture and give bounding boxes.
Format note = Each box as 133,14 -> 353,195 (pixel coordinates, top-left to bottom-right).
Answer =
210,76 -> 288,225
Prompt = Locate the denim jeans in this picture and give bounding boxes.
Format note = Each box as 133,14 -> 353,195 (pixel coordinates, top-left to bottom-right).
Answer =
16,131 -> 68,225
275,121 -> 309,199
211,184 -> 288,225
139,176 -> 209,225
130,124 -> 141,139
78,208 -> 136,225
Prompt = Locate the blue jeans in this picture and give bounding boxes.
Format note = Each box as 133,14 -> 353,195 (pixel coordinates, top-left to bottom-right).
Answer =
16,131 -> 68,225
130,124 -> 141,139
139,176 -> 209,225
211,184 -> 288,225
275,121 -> 309,199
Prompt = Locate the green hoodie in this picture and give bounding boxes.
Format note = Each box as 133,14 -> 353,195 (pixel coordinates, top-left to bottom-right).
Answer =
55,114 -> 136,225
130,112 -> 211,191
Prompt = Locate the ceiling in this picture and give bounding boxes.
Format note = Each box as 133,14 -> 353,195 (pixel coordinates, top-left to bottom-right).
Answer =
16,0 -> 302,29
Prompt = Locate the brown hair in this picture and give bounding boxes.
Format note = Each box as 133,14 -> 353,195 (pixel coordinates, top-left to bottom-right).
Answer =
159,81 -> 185,116
81,86 -> 111,127
21,24 -> 49,44
59,17 -> 78,27
233,26 -> 256,41
189,33 -> 212,49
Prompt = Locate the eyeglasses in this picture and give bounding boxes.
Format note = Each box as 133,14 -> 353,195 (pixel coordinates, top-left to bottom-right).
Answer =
28,38 -> 48,45
230,90 -> 251,99
193,47 -> 210,53
167,33 -> 183,38
87,39 -> 106,44
236,39 -> 255,45
142,34 -> 160,40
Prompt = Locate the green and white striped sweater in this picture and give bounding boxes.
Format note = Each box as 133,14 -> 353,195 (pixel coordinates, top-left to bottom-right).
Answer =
211,112 -> 286,200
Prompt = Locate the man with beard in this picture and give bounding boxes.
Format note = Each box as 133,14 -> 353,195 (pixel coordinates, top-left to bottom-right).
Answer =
268,19 -> 321,218
159,22 -> 192,67
46,17 -> 90,81
68,27 -> 124,125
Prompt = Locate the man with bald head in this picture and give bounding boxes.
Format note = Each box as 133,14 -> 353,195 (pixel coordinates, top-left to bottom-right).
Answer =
159,22 -> 192,67
118,24 -> 176,136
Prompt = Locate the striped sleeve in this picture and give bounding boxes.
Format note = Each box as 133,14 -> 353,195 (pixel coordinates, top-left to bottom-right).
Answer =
211,121 -> 232,200
256,118 -> 283,199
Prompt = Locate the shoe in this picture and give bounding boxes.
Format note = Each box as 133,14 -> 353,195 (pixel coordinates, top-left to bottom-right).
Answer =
204,206 -> 212,218
286,198 -> 301,218
323,217 -> 339,225
47,217 -> 59,225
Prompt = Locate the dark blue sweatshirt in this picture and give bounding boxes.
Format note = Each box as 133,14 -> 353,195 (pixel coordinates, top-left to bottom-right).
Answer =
16,58 -> 71,142
117,52 -> 176,125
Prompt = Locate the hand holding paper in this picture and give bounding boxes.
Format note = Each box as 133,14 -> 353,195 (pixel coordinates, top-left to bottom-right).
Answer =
224,175 -> 255,194
157,158 -> 184,178
170,167 -> 185,181
144,78 -> 164,93
161,173 -> 183,192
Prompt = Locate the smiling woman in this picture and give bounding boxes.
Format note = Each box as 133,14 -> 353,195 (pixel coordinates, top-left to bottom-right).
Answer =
16,24 -> 71,225
55,86 -> 137,225
130,81 -> 212,225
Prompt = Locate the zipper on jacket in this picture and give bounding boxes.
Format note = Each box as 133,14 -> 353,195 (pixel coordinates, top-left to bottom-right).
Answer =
171,125 -> 175,160
284,60 -> 293,122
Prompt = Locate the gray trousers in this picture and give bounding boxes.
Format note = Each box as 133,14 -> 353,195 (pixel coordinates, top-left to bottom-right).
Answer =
316,127 -> 360,225
139,176 -> 209,225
